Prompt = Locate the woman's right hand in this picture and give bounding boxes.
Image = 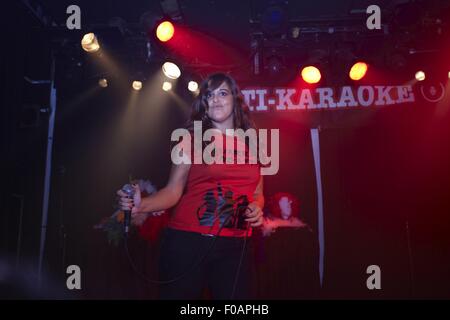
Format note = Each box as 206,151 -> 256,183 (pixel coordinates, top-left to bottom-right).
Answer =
116,184 -> 142,214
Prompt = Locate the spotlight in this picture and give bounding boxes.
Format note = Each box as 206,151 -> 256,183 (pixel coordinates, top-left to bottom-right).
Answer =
156,21 -> 175,42
162,81 -> 172,91
132,81 -> 143,91
81,33 -> 100,52
162,62 -> 181,79
301,66 -> 321,84
266,55 -> 284,75
261,4 -> 288,37
349,62 -> 368,81
448,71 -> 450,79
415,71 -> 426,81
98,78 -> 108,88
188,81 -> 198,92
291,27 -> 300,39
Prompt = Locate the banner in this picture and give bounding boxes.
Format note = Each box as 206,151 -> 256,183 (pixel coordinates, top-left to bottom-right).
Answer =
242,83 -> 447,112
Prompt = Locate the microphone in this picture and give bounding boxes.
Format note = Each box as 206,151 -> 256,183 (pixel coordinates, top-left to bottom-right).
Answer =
121,184 -> 135,236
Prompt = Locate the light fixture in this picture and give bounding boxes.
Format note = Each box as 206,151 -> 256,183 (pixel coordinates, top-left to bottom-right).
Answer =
349,62 -> 368,81
162,62 -> 181,79
261,4 -> 288,37
132,81 -> 143,91
98,78 -> 108,88
415,71 -> 426,81
188,81 -> 198,92
81,33 -> 100,52
266,55 -> 284,75
162,81 -> 172,91
156,21 -> 175,42
301,66 -> 321,84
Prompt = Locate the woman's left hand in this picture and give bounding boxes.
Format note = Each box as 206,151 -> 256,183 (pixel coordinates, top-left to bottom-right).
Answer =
245,202 -> 264,227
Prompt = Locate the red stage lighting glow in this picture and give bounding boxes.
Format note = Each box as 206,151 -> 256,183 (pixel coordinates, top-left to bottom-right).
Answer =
349,62 -> 368,81
156,21 -> 174,42
301,66 -> 321,84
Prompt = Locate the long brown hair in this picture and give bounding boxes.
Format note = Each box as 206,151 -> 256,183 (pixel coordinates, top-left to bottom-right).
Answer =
186,73 -> 255,131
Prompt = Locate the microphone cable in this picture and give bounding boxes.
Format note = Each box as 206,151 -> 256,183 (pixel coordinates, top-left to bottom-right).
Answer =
123,209 -> 245,286
230,210 -> 252,299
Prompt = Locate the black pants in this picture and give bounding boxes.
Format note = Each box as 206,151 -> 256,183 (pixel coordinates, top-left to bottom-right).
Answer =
158,228 -> 255,300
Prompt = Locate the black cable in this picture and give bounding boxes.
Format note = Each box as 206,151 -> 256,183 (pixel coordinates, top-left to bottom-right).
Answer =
123,227 -> 217,285
123,233 -> 215,285
123,209 -> 246,286
230,221 -> 251,300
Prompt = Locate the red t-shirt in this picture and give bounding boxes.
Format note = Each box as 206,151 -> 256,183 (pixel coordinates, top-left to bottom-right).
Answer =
169,131 -> 261,237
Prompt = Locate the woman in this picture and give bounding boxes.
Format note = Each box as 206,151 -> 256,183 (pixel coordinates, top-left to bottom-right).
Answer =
117,73 -> 264,299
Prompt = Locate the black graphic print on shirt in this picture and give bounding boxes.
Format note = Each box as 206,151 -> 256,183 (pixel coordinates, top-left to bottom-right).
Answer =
196,182 -> 249,230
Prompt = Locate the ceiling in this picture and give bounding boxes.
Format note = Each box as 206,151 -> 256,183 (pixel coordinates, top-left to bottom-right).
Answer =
15,0 -> 450,84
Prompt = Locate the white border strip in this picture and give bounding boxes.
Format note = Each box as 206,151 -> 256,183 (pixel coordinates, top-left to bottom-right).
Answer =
311,128 -> 325,287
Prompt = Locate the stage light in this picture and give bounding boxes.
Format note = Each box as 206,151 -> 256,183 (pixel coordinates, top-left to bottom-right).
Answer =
162,62 -> 181,79
98,78 -> 108,88
291,27 -> 300,39
132,81 -> 143,91
415,71 -> 426,81
266,55 -> 284,75
156,21 -> 174,42
261,5 -> 288,37
349,62 -> 368,81
188,81 -> 198,92
162,81 -> 172,91
448,71 -> 450,79
301,66 -> 321,84
81,33 -> 100,52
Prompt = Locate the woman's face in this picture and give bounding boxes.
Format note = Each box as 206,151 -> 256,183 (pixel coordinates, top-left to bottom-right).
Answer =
206,81 -> 234,124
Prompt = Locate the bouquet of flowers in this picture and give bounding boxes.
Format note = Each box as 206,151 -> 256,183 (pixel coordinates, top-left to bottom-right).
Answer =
94,179 -> 168,246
